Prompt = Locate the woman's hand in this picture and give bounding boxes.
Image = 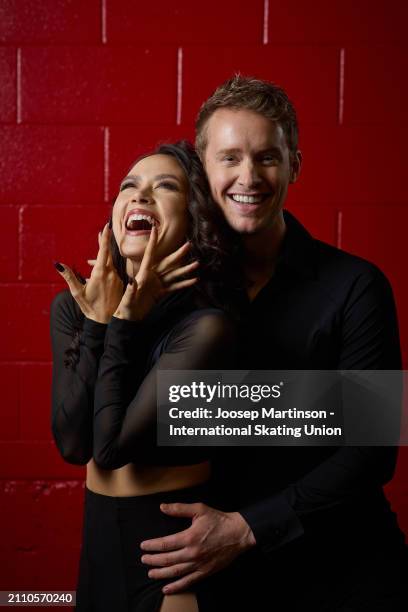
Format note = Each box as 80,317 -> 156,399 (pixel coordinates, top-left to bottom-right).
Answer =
54,223 -> 124,324
114,226 -> 199,321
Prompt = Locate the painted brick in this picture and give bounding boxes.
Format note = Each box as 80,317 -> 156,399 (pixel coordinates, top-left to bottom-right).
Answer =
106,0 -> 264,44
20,205 -> 111,283
267,0 -> 408,44
0,127 -> 104,205
0,0 -> 101,44
21,47 -> 176,124
0,550 -> 21,589
0,206 -> 19,281
344,45 -> 408,125
108,125 -> 192,202
0,547 -> 80,592
0,48 -> 16,122
0,0 -> 406,566
182,45 -> 339,127
394,447 -> 408,481
286,205 -> 337,246
0,285 -> 55,361
0,480 -> 83,552
0,442 -> 85,479
0,365 -> 19,440
386,482 -> 408,539
340,206 -> 408,367
292,125 -> 408,205
20,364 -> 53,441
0,481 -> 40,552
30,481 -> 84,553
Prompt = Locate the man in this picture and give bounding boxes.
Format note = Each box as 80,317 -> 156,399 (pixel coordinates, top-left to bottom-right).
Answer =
140,76 -> 407,609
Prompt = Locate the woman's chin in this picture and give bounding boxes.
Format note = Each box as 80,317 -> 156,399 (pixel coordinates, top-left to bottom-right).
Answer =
120,240 -> 149,261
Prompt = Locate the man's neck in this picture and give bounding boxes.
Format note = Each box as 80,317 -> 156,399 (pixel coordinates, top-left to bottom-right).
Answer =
242,213 -> 286,300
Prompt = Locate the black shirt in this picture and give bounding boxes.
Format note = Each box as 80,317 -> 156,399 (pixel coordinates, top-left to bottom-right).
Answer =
50,288 -> 237,469
215,210 -> 403,556
50,210 -> 404,558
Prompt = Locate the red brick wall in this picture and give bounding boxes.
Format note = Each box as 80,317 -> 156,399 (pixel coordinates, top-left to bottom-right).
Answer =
1,0 -> 407,597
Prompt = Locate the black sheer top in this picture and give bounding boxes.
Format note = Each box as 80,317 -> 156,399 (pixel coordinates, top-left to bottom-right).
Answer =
50,289 -> 237,468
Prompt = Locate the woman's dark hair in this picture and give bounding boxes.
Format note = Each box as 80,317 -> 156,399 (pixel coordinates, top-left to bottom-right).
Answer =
65,140 -> 244,369
110,140 -> 244,311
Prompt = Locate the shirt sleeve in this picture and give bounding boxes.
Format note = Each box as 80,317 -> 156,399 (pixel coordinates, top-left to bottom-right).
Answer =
50,290 -> 107,464
239,266 -> 402,554
93,310 -> 237,470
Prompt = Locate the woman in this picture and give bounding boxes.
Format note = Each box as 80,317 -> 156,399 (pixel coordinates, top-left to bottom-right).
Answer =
50,142 -> 241,611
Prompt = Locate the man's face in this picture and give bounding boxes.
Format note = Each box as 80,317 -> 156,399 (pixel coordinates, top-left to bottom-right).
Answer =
203,108 -> 301,235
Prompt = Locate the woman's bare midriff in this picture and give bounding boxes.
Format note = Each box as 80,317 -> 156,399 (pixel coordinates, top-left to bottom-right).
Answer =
86,459 -> 210,497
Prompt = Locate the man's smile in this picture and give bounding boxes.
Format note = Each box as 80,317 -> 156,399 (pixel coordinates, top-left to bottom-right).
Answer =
227,193 -> 271,204
226,192 -> 273,216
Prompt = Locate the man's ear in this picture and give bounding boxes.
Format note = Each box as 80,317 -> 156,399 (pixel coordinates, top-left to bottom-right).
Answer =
290,150 -> 302,183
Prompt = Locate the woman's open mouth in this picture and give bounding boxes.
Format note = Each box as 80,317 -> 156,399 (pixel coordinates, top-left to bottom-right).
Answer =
124,209 -> 159,235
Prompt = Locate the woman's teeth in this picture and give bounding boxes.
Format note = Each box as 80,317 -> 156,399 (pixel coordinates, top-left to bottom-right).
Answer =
229,194 -> 265,204
125,214 -> 156,230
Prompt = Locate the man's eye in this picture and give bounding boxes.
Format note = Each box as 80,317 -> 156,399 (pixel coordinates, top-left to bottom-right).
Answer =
262,155 -> 278,164
223,156 -> 237,163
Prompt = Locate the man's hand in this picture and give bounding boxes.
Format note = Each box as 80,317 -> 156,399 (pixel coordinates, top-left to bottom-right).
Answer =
140,502 -> 256,594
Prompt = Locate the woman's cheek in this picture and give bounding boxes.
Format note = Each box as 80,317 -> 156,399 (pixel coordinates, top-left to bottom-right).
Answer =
111,201 -> 123,239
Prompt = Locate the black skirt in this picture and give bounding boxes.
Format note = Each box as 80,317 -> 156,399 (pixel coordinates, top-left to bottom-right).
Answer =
75,482 -> 226,612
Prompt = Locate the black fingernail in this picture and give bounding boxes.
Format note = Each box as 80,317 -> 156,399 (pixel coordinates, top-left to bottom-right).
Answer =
108,219 -> 112,229
54,261 -> 65,272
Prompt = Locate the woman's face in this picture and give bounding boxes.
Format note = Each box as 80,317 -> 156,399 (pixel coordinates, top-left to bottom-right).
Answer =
112,154 -> 189,267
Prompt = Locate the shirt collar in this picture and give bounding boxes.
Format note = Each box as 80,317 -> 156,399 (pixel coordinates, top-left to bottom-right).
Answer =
276,210 -> 317,280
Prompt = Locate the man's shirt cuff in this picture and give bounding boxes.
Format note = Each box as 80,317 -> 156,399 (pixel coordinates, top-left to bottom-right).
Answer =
239,490 -> 304,554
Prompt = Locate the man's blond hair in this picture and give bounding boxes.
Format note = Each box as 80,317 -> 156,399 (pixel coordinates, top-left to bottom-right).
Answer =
195,75 -> 299,160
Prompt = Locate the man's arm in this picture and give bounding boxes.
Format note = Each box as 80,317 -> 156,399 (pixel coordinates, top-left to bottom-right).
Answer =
141,265 -> 402,590
239,265 -> 401,553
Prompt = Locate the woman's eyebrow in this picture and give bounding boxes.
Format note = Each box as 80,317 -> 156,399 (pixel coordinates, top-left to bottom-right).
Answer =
120,174 -> 141,186
153,173 -> 180,182
121,173 -> 180,183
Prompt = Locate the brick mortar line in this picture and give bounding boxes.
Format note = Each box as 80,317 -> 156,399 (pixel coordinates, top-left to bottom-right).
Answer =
0,362 -> 52,365
176,47 -> 183,125
16,48 -> 22,123
339,48 -> 345,125
0,282 -> 64,286
17,206 -> 24,281
17,364 -> 21,439
101,0 -> 107,44
0,441 -> 56,444
263,0 -> 269,44
104,126 -> 110,202
336,210 -> 342,249
0,478 -> 84,480
0,204 -> 110,207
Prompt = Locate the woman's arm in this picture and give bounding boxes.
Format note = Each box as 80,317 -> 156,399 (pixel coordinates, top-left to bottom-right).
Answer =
50,290 -> 107,464
93,309 -> 236,469
50,223 -> 123,464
